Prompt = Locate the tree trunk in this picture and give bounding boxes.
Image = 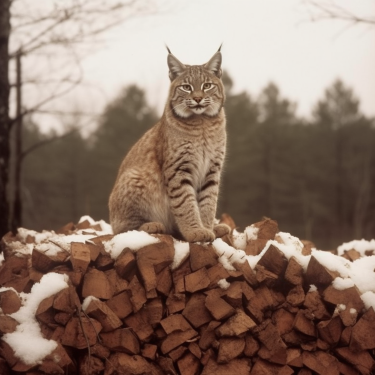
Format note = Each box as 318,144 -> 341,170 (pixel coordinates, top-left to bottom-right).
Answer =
11,50 -> 23,232
0,0 -> 11,238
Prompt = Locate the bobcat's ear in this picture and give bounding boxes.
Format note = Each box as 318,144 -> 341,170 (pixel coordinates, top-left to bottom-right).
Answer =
204,46 -> 222,78
166,47 -> 186,81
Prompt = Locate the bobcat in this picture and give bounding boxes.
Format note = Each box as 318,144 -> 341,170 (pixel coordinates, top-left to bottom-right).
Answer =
109,47 -> 229,242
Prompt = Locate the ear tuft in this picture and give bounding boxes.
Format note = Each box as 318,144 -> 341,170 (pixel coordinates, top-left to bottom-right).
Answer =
166,48 -> 186,81
204,48 -> 222,78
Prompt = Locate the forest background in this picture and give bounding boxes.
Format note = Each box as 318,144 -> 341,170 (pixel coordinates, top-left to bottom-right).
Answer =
15,75 -> 375,250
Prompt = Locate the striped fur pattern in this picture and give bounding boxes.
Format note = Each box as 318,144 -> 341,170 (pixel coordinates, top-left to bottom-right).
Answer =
109,48 -> 230,242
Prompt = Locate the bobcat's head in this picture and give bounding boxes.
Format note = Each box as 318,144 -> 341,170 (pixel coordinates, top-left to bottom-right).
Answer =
167,47 -> 225,119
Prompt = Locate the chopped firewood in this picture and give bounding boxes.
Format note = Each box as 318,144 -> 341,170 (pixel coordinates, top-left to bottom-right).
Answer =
172,259 -> 192,293
323,285 -> 364,312
70,242 -> 91,273
61,315 -> 102,349
317,316 -> 342,346
286,348 -> 303,367
255,218 -> 279,240
123,309 -> 154,342
161,314 -> 193,335
0,289 -> 21,314
188,342 -> 201,359
198,321 -> 221,350
36,295 -> 56,327
128,275 -> 147,313
100,328 -> 140,354
251,358 -> 294,375
233,260 -> 258,286
53,286 -> 79,313
338,361 -> 361,375
84,298 -> 122,332
105,352 -> 151,375
272,308 -> 295,335
1,216 -> 375,374
300,240 -> 314,255
257,244 -> 288,276
286,284 -> 305,306
255,264 -> 278,287
189,244 -> 218,271
160,329 -> 198,354
182,293 -> 212,328
257,321 -> 288,365
95,251 -> 114,271
303,290 -> 331,320
305,256 -> 339,286
216,309 -> 256,337
141,344 -> 158,361
293,310 -> 316,337
31,248 -> 68,273
136,241 -> 174,292
157,356 -> 178,375
349,307 -> 375,352
339,302 -> 358,327
82,268 -> 112,299
246,286 -> 278,323
245,238 -> 268,256
217,337 -> 245,363
156,266 -> 172,296
79,354 -> 104,375
206,262 -> 231,288
169,346 -> 188,362
201,358 -> 251,375
84,242 -> 101,262
335,347 -> 375,375
184,267 -> 210,293
205,291 -> 235,320
114,248 -> 135,279
142,297 -> 163,325
0,315 -> 18,334
105,268 -> 128,295
166,292 -> 186,314
302,350 -> 340,375
284,256 -> 304,285
177,352 -> 200,375
343,249 -> 361,262
223,281 -> 243,308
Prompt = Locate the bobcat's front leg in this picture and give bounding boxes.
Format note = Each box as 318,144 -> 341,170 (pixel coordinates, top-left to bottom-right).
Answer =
198,164 -> 230,238
166,169 -> 215,242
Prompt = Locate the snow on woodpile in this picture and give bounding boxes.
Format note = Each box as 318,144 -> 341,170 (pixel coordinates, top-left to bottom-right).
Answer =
0,215 -> 374,375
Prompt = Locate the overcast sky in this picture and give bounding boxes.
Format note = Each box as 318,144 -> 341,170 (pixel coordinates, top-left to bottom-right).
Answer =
17,0 -> 375,129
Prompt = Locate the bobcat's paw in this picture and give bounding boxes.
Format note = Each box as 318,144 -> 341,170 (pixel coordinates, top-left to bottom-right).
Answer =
183,228 -> 215,243
213,223 -> 231,238
139,222 -> 166,234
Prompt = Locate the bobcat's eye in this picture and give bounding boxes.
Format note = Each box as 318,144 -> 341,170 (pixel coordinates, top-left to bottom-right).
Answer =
202,83 -> 214,91
180,84 -> 192,92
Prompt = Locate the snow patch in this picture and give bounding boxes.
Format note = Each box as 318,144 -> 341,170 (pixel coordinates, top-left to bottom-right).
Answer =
171,240 -> 189,270
104,230 -> 160,259
3,273 -> 69,365
337,239 -> 375,257
360,291 -> 375,310
332,277 -> 355,290
212,238 -> 246,271
218,279 -> 231,290
82,296 -> 99,311
245,225 -> 259,241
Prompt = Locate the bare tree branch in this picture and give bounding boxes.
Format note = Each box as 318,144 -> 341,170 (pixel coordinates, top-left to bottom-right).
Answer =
303,0 -> 375,26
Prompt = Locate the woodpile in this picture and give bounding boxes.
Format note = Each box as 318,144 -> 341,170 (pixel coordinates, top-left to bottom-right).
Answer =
0,217 -> 374,375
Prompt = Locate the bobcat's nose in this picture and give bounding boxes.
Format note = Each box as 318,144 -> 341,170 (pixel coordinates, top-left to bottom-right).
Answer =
193,97 -> 202,103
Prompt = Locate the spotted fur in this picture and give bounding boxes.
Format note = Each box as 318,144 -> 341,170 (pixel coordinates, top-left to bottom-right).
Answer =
109,48 -> 229,242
